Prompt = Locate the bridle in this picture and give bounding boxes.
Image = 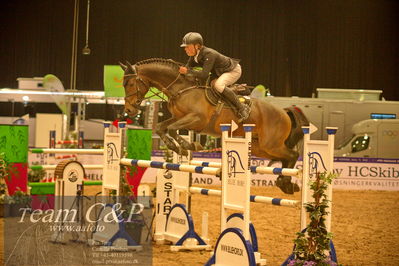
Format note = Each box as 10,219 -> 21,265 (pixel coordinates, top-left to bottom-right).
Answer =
123,67 -> 183,107
123,73 -> 149,109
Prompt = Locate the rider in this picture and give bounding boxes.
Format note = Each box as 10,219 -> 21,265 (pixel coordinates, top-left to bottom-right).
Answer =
178,32 -> 250,122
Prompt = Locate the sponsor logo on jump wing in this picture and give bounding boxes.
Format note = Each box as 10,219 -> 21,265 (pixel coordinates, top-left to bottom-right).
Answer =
308,151 -> 327,178
106,142 -> 120,164
226,150 -> 245,178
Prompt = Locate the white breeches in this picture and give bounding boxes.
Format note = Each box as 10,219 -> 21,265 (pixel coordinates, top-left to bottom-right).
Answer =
214,64 -> 242,93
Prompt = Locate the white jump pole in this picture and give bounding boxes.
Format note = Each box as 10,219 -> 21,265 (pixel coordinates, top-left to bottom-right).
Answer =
188,187 -> 299,208
120,158 -> 221,176
30,164 -> 103,170
30,148 -> 104,154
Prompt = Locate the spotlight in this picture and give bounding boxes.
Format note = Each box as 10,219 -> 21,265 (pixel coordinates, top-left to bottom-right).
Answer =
82,0 -> 91,55
22,96 -> 30,107
82,45 -> 91,55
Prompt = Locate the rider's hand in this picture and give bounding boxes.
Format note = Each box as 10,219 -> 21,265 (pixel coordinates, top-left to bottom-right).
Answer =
179,66 -> 188,74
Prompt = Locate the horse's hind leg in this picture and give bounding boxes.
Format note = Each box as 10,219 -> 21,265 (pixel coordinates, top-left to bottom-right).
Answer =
276,157 -> 300,194
255,140 -> 300,194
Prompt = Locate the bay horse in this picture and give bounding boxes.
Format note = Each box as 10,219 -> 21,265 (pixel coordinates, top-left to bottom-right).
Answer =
121,58 -> 309,194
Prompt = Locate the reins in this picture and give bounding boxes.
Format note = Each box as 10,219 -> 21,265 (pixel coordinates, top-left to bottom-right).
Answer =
124,71 -> 203,102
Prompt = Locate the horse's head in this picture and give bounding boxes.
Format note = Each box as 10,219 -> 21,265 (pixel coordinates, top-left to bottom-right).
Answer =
121,58 -> 194,118
120,61 -> 150,117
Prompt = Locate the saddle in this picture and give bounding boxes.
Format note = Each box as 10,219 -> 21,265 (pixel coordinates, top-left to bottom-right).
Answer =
203,84 -> 252,125
204,84 -> 252,108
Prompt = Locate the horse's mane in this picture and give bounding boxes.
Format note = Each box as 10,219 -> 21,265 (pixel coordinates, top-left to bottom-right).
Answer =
135,58 -> 183,71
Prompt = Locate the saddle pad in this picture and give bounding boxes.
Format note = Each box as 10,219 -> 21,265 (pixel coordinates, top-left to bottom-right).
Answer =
205,87 -> 252,109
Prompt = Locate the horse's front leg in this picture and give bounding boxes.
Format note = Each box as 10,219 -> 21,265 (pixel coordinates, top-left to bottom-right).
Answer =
167,113 -> 207,154
155,117 -> 181,154
168,129 -> 203,153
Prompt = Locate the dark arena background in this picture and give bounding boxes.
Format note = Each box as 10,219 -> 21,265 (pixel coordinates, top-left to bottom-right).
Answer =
1,0 -> 398,100
1,1 -> 399,266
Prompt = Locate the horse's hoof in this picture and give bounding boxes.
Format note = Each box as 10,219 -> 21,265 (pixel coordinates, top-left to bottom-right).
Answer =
276,176 -> 299,195
179,148 -> 189,157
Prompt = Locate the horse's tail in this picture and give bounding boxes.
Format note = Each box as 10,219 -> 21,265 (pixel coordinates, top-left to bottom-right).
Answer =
284,106 -> 309,149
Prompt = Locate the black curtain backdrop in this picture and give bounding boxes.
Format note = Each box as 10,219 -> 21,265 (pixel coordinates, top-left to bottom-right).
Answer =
1,0 -> 398,100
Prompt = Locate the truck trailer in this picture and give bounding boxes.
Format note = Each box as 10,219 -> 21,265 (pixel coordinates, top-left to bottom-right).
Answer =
263,95 -> 399,149
334,119 -> 399,159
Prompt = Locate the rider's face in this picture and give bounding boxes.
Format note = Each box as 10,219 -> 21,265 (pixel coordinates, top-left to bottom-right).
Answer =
184,44 -> 198,56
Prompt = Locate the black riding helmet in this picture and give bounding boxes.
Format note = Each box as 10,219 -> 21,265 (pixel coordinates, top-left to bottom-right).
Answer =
180,32 -> 203,47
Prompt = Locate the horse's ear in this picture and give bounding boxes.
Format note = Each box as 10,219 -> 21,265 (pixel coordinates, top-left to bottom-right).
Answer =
126,61 -> 136,74
119,62 -> 127,71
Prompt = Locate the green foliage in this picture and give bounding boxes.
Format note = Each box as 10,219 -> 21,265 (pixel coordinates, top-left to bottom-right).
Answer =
28,163 -> 46,182
291,171 -> 338,266
0,152 -> 10,181
64,131 -> 78,148
121,169 -> 134,197
204,136 -> 217,151
0,152 -> 10,196
0,183 -> 7,196
7,187 -> 31,205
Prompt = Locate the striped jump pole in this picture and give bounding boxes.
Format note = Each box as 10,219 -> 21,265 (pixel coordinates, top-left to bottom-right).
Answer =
120,158 -> 221,176
189,160 -> 222,168
30,164 -> 103,170
189,187 -> 299,208
250,166 -> 299,176
190,160 -> 300,176
30,148 -> 104,155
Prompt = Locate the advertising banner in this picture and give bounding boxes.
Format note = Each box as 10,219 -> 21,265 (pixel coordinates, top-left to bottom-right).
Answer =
28,152 -> 399,191
141,153 -> 399,191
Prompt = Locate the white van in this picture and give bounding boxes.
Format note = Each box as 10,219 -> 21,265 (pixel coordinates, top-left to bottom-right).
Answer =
334,119 -> 399,159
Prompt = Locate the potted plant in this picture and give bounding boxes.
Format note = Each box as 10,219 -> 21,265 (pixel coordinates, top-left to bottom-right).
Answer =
0,152 -> 10,217
286,171 -> 339,266
28,162 -> 46,182
9,187 -> 31,217
0,192 -> 12,217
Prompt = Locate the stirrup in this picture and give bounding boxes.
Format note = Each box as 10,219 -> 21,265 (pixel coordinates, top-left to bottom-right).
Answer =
237,105 -> 250,123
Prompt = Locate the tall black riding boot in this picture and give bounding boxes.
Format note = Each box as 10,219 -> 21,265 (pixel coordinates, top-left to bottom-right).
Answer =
221,87 -> 250,122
